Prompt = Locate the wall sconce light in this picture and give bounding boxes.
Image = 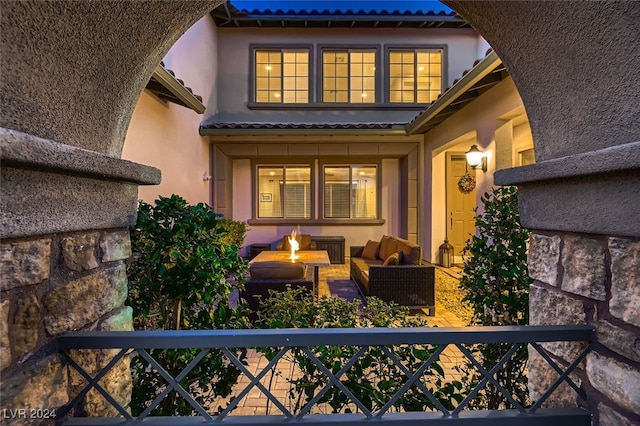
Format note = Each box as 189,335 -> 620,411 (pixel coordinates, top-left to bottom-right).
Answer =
465,144 -> 487,172
202,172 -> 212,181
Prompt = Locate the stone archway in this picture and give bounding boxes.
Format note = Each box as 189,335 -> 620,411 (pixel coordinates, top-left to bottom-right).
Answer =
1,0 -> 224,413
1,1 -> 638,423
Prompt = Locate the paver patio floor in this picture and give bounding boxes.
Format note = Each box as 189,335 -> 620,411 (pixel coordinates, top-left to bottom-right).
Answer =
210,263 -> 469,416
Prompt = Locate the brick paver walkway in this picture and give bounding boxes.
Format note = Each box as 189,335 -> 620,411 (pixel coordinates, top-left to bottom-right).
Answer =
211,264 -> 468,416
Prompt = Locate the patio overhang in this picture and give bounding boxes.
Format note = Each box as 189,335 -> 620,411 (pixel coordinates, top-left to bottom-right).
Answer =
405,50 -> 507,135
199,122 -> 409,136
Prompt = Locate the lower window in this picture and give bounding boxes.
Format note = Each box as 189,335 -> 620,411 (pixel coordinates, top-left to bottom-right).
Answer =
257,166 -> 311,219
324,165 -> 378,219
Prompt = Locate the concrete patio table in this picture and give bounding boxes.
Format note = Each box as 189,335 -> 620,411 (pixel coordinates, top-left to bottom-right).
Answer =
249,250 -> 331,297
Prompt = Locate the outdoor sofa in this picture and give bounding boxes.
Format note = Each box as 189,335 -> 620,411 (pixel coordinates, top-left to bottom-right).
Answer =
350,235 -> 436,315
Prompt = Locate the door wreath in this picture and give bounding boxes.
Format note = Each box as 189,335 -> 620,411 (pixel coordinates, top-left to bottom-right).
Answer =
458,173 -> 476,193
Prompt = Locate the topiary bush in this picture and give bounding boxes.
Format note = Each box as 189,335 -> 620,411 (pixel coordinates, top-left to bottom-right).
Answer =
126,194 -> 250,415
457,186 -> 532,409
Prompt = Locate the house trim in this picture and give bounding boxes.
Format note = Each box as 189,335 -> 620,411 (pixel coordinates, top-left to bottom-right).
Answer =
249,43 -> 315,105
384,43 -> 449,104
405,50 -> 502,134
147,64 -> 206,114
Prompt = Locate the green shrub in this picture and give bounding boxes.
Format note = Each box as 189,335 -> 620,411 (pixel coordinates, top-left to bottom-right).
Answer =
127,194 -> 250,415
218,218 -> 249,249
457,186 -> 532,409
255,288 -> 464,413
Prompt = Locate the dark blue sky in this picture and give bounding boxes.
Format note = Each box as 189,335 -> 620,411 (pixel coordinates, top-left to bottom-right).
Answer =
232,0 -> 451,13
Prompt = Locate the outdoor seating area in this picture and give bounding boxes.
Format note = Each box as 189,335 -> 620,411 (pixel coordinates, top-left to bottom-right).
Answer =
239,234 -> 437,316
350,235 -> 436,315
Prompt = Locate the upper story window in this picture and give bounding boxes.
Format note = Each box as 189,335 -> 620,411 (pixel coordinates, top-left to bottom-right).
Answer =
322,49 -> 376,103
254,48 -> 309,103
388,48 -> 443,103
249,45 -> 445,107
257,166 -> 311,218
323,165 -> 378,219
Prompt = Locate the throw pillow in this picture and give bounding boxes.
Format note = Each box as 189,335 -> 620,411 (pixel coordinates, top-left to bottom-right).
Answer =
362,240 -> 380,260
383,252 -> 401,266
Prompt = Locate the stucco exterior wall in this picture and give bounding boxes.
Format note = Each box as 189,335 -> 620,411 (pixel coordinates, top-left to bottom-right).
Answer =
422,77 -> 528,261
209,27 -> 484,124
0,0 -> 222,416
2,2 -> 639,423
232,156 -> 402,255
122,15 -> 218,205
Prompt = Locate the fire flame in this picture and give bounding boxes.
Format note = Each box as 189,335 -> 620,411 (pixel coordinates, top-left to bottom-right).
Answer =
288,229 -> 299,260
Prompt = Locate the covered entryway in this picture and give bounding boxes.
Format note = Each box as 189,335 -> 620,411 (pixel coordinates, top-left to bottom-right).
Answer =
445,152 -> 477,259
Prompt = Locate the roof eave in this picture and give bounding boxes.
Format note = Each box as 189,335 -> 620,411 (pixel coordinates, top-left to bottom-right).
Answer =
230,14 -> 465,22
405,50 -> 502,135
150,65 -> 206,114
199,126 -> 409,137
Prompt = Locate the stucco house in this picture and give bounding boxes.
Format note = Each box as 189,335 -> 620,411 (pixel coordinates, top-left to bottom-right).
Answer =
2,1 -> 638,424
123,2 -> 533,263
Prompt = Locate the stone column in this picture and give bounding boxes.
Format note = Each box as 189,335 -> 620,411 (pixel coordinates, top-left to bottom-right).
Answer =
1,1 -> 221,421
0,129 -> 161,420
446,2 -> 640,424
526,233 -> 640,423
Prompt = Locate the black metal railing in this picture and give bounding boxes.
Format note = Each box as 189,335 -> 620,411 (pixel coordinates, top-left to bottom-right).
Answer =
56,325 -> 594,425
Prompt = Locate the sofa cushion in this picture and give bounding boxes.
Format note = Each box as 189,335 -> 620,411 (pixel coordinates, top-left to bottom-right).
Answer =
360,270 -> 370,292
351,257 -> 371,274
399,242 -> 422,265
361,240 -> 380,260
249,261 -> 305,280
383,252 -> 401,266
378,235 -> 400,261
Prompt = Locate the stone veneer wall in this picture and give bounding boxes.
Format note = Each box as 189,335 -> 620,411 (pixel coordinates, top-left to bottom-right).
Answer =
0,230 -> 134,420
528,232 -> 640,425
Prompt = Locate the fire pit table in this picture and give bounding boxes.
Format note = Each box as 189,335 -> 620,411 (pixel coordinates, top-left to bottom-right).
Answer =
249,250 -> 330,297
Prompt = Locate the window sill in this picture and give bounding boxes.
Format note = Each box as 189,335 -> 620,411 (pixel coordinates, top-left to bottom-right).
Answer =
247,102 -> 428,111
247,219 -> 386,226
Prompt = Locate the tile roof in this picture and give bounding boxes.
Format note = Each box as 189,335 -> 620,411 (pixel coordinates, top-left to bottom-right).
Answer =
201,50 -> 509,136
406,49 -> 509,134
200,121 -> 399,131
145,62 -> 205,113
210,2 -> 470,29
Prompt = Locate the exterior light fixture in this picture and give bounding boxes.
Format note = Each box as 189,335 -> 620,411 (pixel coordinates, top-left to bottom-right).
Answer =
438,239 -> 454,268
465,144 -> 487,172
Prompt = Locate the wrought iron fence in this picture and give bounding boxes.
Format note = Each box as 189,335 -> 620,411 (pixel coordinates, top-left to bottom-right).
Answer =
56,325 -> 594,425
